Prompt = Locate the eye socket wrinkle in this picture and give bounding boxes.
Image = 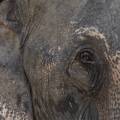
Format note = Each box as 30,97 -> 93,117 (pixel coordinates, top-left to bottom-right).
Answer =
66,45 -> 107,98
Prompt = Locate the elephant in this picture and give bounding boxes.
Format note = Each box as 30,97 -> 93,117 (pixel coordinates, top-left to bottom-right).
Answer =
0,0 -> 120,120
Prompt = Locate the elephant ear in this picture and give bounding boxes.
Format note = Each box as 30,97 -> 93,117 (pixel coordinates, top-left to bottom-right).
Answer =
6,0 -> 21,34
6,0 -> 30,34
6,0 -> 32,49
6,0 -> 43,48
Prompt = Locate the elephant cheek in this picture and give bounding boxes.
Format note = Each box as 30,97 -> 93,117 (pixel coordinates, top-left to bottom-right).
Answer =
108,55 -> 120,120
97,54 -> 120,120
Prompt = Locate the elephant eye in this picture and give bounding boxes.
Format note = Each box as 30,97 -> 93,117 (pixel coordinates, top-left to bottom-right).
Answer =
76,48 -> 95,65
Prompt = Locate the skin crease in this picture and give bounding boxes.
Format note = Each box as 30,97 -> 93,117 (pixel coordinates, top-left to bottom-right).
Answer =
6,0 -> 120,120
22,27 -> 110,120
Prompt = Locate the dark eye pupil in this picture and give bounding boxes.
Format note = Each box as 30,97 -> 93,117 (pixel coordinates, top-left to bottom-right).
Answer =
81,52 -> 91,61
75,49 -> 95,64
80,51 -> 93,63
75,48 -> 95,65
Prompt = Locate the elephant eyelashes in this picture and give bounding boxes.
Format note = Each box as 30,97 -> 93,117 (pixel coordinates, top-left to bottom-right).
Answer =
76,48 -> 95,65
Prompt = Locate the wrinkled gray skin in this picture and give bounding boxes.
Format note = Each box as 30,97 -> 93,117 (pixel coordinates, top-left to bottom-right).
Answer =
0,0 -> 120,120
0,1 -> 32,120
